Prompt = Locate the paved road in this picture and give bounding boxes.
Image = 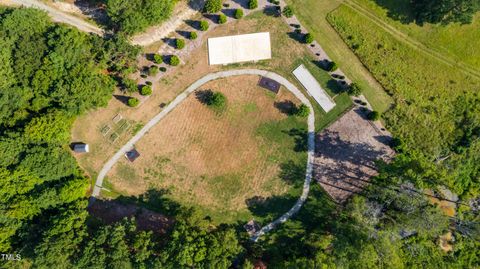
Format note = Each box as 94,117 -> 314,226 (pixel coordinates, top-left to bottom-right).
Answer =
6,0 -> 103,35
92,69 -> 316,241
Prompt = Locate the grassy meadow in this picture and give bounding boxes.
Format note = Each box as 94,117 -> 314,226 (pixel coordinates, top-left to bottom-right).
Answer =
327,4 -> 480,157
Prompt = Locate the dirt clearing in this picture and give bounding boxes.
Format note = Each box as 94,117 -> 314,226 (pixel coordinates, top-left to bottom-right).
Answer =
313,107 -> 395,202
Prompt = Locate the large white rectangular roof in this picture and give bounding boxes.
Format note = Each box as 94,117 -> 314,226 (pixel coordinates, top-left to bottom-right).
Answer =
208,32 -> 271,65
293,64 -> 336,112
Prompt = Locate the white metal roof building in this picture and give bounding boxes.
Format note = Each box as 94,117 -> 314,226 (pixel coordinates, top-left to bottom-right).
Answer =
293,64 -> 336,112
207,32 -> 272,65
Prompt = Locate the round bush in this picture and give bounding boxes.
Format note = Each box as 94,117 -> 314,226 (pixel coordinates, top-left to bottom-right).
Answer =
295,104 -> 310,117
200,20 -> 209,31
127,97 -> 140,107
159,66 -> 167,72
153,54 -> 163,64
328,61 -> 338,72
206,91 -> 226,111
140,85 -> 152,96
347,82 -> 362,96
176,38 -> 185,49
169,55 -> 180,66
248,0 -> 258,9
367,110 -> 380,121
204,0 -> 222,13
282,6 -> 293,18
148,65 -> 159,76
146,81 -> 152,86
218,14 -> 227,24
189,31 -> 198,40
304,33 -> 314,44
234,9 -> 244,19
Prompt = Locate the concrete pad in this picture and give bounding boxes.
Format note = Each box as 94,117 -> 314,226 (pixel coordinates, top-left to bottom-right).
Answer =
292,64 -> 336,112
208,32 -> 272,65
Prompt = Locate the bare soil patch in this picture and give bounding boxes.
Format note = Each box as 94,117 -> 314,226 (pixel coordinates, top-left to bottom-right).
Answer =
88,199 -> 173,235
313,107 -> 395,202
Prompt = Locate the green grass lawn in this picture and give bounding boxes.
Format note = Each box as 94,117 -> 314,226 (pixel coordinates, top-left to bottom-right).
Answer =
351,0 -> 480,71
327,4 -> 480,156
285,0 -> 393,112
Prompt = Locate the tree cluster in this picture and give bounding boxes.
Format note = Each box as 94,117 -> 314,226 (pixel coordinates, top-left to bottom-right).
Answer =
105,0 -> 176,35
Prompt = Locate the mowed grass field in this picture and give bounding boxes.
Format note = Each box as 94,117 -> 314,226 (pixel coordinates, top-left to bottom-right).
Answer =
106,76 -> 308,223
327,4 -> 480,156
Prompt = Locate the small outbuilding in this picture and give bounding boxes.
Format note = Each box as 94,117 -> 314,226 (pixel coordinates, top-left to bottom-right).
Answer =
244,219 -> 261,236
125,149 -> 140,162
73,143 -> 89,153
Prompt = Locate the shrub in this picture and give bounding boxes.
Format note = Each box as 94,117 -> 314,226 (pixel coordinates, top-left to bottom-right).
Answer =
146,81 -> 152,86
282,6 -> 293,18
189,31 -> 198,40
218,14 -> 227,24
248,0 -> 258,9
325,61 -> 338,72
148,65 -> 158,76
204,0 -> 222,13
304,33 -> 314,44
123,78 -> 138,93
127,97 -> 140,107
159,66 -> 167,72
176,38 -> 185,49
140,85 -> 152,96
234,9 -> 243,19
295,104 -> 310,117
153,54 -> 163,64
206,91 -> 226,111
347,82 -> 362,96
200,20 -> 209,31
367,110 -> 380,121
169,55 -> 180,66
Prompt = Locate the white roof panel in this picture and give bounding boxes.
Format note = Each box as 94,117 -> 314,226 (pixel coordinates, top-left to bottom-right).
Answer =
293,64 -> 336,112
208,32 -> 271,65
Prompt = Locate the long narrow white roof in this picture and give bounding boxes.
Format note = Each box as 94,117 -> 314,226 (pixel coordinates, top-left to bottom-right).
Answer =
293,64 -> 336,112
208,32 -> 271,65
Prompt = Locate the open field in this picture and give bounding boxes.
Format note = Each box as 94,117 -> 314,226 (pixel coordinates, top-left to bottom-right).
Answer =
285,0 -> 392,112
106,76 -> 307,223
350,0 -> 480,71
71,10 -> 352,192
328,4 -> 480,156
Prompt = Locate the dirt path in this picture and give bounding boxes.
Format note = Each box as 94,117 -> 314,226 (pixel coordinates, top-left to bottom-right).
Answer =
91,69 -> 316,242
344,0 -> 480,80
5,0 -> 103,35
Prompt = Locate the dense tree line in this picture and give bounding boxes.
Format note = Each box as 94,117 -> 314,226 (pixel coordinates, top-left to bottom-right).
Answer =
412,0 -> 480,24
105,0 -> 177,35
0,7 -> 139,264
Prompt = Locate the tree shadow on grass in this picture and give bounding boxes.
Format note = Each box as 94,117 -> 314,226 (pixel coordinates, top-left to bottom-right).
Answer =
287,30 -> 305,43
162,37 -> 177,48
222,8 -> 237,18
279,160 -> 305,187
373,0 -> 415,24
327,79 -> 345,95
246,194 -> 298,222
263,5 -> 281,17
195,89 -> 214,104
282,128 -> 308,152
203,13 -> 219,23
113,95 -> 130,105
274,100 -> 296,115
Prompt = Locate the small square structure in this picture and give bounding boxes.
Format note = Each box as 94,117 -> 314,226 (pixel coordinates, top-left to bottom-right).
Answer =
125,149 -> 140,162
208,32 -> 271,65
293,64 -> 336,112
73,143 -> 89,153
244,219 -> 261,236
258,76 -> 280,94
